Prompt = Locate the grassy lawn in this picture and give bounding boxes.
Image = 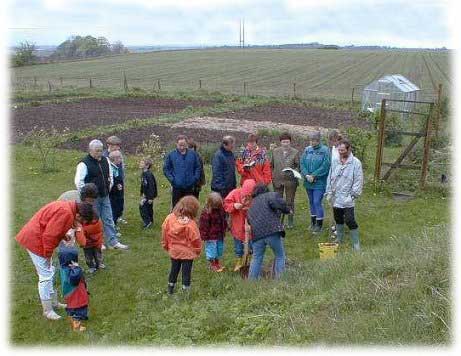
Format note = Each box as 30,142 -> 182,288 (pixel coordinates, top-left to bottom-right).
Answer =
10,144 -> 450,346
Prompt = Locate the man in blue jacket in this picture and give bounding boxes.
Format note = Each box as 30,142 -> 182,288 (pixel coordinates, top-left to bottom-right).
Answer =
211,135 -> 237,199
163,135 -> 202,208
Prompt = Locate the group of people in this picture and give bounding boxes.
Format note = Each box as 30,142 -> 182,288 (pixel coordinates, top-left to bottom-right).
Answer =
15,128 -> 364,331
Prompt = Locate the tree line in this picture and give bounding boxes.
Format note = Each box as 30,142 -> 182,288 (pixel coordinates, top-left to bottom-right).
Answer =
12,35 -> 129,67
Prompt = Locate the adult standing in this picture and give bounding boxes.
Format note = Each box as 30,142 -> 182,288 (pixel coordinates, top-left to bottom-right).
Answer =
211,135 -> 237,199
247,184 -> 291,280
15,200 -> 95,320
325,140 -> 364,251
270,132 -> 300,228
187,138 -> 206,200
236,134 -> 272,186
75,139 -> 129,250
163,135 -> 202,208
300,131 -> 331,233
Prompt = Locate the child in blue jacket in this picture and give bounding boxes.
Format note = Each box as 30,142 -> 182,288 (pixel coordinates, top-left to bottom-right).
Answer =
300,131 -> 331,233
58,246 -> 89,332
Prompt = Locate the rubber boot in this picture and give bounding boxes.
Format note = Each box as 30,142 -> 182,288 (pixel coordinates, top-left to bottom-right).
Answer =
167,282 -> 175,295
70,317 -> 86,332
233,257 -> 243,272
41,299 -> 62,320
350,229 -> 361,251
51,292 -> 67,309
313,219 -> 323,234
335,224 -> 345,244
287,214 -> 294,229
310,216 -> 317,231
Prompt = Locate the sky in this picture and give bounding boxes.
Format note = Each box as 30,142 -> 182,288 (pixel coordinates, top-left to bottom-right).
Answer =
5,0 -> 455,48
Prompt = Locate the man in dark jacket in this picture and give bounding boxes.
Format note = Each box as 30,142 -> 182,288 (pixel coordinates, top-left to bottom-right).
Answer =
187,138 -> 206,200
211,135 -> 237,198
247,184 -> 291,280
163,135 -> 202,208
74,139 -> 128,250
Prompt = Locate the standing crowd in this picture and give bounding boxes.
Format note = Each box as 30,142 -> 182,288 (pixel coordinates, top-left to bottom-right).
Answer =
15,129 -> 363,331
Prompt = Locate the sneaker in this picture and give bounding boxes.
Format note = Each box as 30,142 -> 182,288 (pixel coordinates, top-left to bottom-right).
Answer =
44,310 -> 62,320
88,267 -> 97,274
210,260 -> 220,272
215,260 -> 226,272
101,244 -> 107,251
98,263 -> 106,269
143,222 -> 152,229
116,232 -> 122,238
167,283 -> 175,295
118,218 -> 128,224
112,242 -> 129,250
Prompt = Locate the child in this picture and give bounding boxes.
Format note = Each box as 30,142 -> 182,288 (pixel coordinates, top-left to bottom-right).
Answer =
104,136 -> 127,224
139,158 -> 158,228
223,179 -> 256,272
82,216 -> 105,273
109,150 -> 125,227
199,192 -> 227,272
58,246 -> 90,332
161,196 -> 202,295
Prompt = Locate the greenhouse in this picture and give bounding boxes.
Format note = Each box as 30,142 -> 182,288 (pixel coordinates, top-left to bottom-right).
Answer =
361,74 -> 420,115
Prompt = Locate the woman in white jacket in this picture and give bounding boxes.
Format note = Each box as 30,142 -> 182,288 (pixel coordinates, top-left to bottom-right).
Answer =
325,139 -> 364,251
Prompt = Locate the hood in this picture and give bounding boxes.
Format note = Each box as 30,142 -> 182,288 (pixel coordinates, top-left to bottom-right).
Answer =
58,246 -> 79,267
241,179 -> 256,196
169,213 -> 192,236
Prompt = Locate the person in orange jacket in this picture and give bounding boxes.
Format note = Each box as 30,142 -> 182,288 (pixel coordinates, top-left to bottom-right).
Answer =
15,200 -> 95,320
161,195 -> 202,295
236,134 -> 272,186
223,179 -> 256,272
82,217 -> 105,273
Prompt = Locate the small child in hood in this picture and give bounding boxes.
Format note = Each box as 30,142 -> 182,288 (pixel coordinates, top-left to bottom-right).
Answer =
58,246 -> 90,332
162,195 -> 202,295
199,192 -> 227,272
223,179 -> 256,272
82,215 -> 105,273
139,158 -> 158,229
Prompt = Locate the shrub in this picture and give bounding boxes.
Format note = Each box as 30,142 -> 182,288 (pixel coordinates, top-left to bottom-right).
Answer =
197,143 -> 220,165
135,133 -> 165,170
343,127 -> 374,167
22,126 -> 64,172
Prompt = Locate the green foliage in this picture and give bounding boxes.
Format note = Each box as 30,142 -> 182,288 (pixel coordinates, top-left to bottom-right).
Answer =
51,35 -> 127,60
135,134 -> 165,171
197,143 -> 220,165
257,128 -> 282,138
12,41 -> 37,67
344,127 -> 374,166
384,115 -> 404,146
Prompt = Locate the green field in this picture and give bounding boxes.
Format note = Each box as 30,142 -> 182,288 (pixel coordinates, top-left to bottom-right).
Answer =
12,48 -> 452,100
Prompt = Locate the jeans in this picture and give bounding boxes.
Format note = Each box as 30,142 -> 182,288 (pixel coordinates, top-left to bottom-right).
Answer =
168,259 -> 193,287
307,188 -> 326,219
95,196 -> 119,247
28,250 -> 55,300
83,247 -> 104,269
248,232 -> 285,280
205,240 -> 224,260
233,237 -> 252,257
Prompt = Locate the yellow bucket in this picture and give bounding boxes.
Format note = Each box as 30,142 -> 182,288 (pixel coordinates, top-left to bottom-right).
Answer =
318,242 -> 339,260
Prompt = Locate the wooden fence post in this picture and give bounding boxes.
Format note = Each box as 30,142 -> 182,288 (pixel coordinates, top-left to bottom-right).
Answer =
374,99 -> 387,184
351,87 -> 355,105
157,79 -> 161,91
89,78 -> 93,88
34,76 -> 37,88
48,80 -> 52,93
123,72 -> 128,92
293,83 -> 296,98
420,103 -> 434,189
243,81 -> 247,96
60,77 -> 63,86
199,79 -> 202,89
434,83 -> 442,137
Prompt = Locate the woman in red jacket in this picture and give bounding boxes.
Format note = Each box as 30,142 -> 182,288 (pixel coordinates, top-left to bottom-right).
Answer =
15,200 -> 94,320
236,134 -> 272,186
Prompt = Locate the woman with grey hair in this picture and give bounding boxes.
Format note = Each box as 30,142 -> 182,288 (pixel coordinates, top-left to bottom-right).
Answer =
300,131 -> 331,233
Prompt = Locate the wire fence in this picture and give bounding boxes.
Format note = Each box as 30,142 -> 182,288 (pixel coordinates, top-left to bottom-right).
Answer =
10,74 -> 440,103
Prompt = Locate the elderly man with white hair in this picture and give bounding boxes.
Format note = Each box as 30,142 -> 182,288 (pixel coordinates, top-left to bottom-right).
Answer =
74,139 -> 129,250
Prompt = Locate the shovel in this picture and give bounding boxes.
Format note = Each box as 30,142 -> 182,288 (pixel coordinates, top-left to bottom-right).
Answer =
239,219 -> 252,279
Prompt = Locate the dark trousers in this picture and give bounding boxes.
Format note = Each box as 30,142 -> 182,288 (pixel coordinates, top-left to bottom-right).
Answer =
139,200 -> 154,226
333,207 -> 358,230
110,196 -> 124,225
168,258 -> 193,287
83,247 -> 103,269
172,187 -> 195,209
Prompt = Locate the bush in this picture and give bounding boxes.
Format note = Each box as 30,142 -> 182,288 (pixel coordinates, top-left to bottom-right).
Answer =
344,127 -> 374,166
22,127 -> 64,172
135,134 -> 165,170
197,143 -> 220,165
